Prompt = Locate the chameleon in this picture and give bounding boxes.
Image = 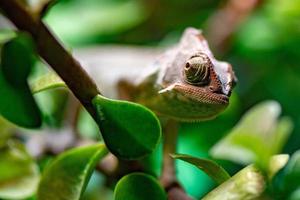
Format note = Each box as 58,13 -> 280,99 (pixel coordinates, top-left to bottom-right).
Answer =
30,28 -> 236,198
76,27 -> 236,121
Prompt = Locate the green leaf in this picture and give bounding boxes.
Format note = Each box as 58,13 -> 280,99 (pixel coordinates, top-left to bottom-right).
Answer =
0,72 -> 42,128
203,155 -> 288,200
37,143 -> 108,200
0,140 -> 40,199
1,33 -> 35,87
0,30 -> 16,44
202,165 -> 266,200
171,154 -> 230,185
210,100 -> 292,168
0,34 -> 42,128
92,95 -> 161,160
0,116 -> 15,147
267,154 -> 289,180
114,172 -> 166,200
30,72 -> 66,94
272,150 -> 300,198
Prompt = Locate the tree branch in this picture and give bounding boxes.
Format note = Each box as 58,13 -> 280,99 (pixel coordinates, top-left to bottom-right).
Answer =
0,0 -> 100,118
205,0 -> 263,54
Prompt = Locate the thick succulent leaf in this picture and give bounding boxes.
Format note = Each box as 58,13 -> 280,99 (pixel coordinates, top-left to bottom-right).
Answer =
171,154 -> 230,185
37,143 -> 108,200
0,72 -> 42,128
272,150 -> 300,198
202,165 -> 265,200
92,95 -> 161,160
0,140 -> 40,199
0,34 -> 42,128
1,33 -> 35,87
30,72 -> 66,94
203,155 -> 288,200
114,173 -> 166,200
210,101 -> 292,168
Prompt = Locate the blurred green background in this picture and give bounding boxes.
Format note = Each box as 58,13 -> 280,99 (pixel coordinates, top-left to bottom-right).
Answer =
1,0 -> 300,199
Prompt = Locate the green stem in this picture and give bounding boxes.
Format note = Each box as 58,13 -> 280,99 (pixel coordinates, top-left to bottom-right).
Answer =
160,120 -> 192,200
0,0 -> 100,118
160,120 -> 178,189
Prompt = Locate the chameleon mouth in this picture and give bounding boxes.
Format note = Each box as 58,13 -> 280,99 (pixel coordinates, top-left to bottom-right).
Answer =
173,83 -> 229,105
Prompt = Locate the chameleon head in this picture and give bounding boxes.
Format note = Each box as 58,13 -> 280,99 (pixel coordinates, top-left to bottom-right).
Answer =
156,28 -> 236,121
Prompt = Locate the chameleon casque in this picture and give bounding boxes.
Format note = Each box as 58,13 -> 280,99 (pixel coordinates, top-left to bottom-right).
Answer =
77,27 -> 236,121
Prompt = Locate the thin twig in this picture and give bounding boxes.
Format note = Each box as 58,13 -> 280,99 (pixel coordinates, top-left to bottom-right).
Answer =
0,0 -> 100,119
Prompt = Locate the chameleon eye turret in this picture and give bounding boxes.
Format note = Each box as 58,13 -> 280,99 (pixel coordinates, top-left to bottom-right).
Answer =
184,53 -> 211,86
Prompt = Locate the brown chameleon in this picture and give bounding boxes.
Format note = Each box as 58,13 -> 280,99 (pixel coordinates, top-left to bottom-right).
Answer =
78,27 -> 236,121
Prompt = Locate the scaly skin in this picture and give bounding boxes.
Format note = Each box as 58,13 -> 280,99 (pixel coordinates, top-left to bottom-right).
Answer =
128,28 -> 236,121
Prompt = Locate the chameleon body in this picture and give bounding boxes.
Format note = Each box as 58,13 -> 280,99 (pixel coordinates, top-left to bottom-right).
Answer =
76,28 -> 236,121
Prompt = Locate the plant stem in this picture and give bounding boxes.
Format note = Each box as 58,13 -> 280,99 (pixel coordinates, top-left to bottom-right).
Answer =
160,120 -> 192,200
160,120 -> 178,188
0,0 -> 100,118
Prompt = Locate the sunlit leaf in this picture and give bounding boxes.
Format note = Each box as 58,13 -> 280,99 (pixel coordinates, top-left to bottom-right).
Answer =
37,143 -> 108,200
268,154 -> 289,179
203,155 -> 289,200
0,140 -> 40,199
202,164 -> 265,200
30,72 -> 66,94
114,172 -> 166,200
210,101 -> 292,168
92,95 -> 161,160
171,154 -> 230,185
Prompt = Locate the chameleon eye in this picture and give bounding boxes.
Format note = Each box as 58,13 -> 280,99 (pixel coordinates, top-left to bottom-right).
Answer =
184,54 -> 211,85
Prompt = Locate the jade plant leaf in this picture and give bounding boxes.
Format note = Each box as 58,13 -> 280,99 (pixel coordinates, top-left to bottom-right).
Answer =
0,34 -> 42,128
30,72 -> 66,94
1,33 -> 35,87
0,140 -> 40,199
171,154 -> 230,185
114,172 -> 166,200
0,72 -> 42,128
92,94 -> 161,160
210,100 -> 293,169
203,155 -> 288,200
37,143 -> 108,200
272,150 -> 300,198
202,165 -> 265,200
